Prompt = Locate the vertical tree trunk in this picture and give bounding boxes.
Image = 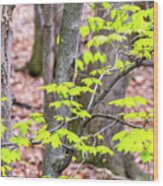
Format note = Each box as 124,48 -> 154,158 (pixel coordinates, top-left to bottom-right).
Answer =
1,5 -> 15,143
27,5 -> 43,76
42,4 -> 63,131
42,3 -> 83,177
42,4 -> 62,177
1,5 -> 15,176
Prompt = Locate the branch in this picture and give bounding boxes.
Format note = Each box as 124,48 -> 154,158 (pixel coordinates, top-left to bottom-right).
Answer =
85,113 -> 143,129
87,73 -> 105,110
1,138 -> 74,151
87,48 -> 118,111
93,121 -> 117,135
89,60 -> 153,112
13,99 -> 41,110
1,120 -> 75,149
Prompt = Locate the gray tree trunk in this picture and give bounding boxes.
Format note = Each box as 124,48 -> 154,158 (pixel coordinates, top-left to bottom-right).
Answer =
1,5 -> 14,143
42,3 -> 83,177
42,4 -> 63,131
27,4 -> 64,77
1,5 -> 15,176
42,4 -> 62,177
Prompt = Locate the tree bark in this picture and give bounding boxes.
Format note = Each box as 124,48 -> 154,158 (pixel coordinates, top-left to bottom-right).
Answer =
42,4 -> 63,177
42,3 -> 83,177
27,4 -> 64,77
1,5 -> 15,176
1,5 -> 15,143
27,5 -> 43,77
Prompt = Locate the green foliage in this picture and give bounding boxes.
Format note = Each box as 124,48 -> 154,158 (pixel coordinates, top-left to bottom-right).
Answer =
30,112 -> 45,123
95,134 -> 104,141
1,165 -> 12,177
80,25 -> 90,37
83,51 -> 94,65
115,59 -> 125,72
94,51 -> 107,64
76,59 -> 84,71
34,125 -> 51,144
119,4 -> 141,13
50,133 -> 62,149
1,148 -> 21,164
12,120 -> 33,136
1,96 -> 7,102
10,136 -> 30,147
87,35 -> 109,48
81,77 -> 102,87
41,82 -> 94,99
70,108 -> 91,119
87,16 -> 105,32
1,3 -> 154,177
74,144 -> 113,157
90,65 -> 111,76
112,129 -> 153,163
40,83 -> 57,93
118,111 -> 154,121
83,3 -> 154,61
108,33 -> 127,43
102,2 -> 111,10
96,146 -> 114,155
49,100 -> 82,110
109,96 -> 148,108
0,120 -> 6,138
110,9 -> 117,20
49,99 -> 92,119
56,35 -> 60,45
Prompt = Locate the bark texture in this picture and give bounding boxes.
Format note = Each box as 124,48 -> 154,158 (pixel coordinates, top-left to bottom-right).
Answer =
42,3 -> 83,177
1,5 -> 15,176
42,4 -> 63,177
1,5 -> 15,143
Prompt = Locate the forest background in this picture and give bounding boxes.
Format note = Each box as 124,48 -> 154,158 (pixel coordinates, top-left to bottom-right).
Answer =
0,0 -> 160,184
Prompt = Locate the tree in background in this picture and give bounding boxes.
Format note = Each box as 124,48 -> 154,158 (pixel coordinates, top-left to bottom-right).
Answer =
26,4 -> 63,77
26,5 -> 43,76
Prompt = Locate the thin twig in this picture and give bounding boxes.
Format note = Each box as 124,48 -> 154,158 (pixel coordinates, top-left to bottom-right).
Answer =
87,73 -> 105,110
85,121 -> 117,139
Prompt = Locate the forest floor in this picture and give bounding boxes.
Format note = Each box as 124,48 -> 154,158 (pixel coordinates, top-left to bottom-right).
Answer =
10,5 -> 154,178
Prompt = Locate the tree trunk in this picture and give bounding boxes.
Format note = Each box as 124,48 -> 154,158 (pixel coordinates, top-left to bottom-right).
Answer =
42,4 -> 63,132
1,5 -> 15,143
1,5 -> 15,176
42,3 -> 83,177
27,5 -> 43,77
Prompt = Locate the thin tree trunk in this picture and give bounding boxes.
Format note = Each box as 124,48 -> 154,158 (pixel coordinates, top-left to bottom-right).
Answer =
27,5 -> 43,77
1,5 -> 15,176
42,3 -> 83,177
1,5 -> 14,143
